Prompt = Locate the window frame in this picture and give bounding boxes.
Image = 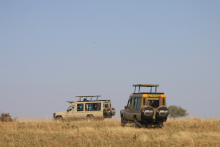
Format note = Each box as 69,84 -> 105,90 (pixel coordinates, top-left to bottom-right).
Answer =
134,97 -> 142,110
130,98 -> 134,109
67,106 -> 75,111
77,103 -> 84,111
127,99 -> 131,109
85,103 -> 101,111
104,103 -> 110,108
149,100 -> 159,108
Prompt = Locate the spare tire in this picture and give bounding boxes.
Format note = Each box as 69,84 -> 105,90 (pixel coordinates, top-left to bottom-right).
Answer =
110,108 -> 116,116
103,108 -> 111,116
141,106 -> 154,119
156,106 -> 169,119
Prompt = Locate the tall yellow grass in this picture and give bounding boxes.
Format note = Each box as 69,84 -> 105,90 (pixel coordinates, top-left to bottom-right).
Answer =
0,117 -> 220,147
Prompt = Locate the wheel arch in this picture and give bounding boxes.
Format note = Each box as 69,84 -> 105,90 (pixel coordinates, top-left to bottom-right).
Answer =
56,115 -> 62,118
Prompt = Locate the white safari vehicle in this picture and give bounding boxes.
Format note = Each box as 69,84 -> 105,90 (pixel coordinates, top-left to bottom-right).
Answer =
53,95 -> 115,122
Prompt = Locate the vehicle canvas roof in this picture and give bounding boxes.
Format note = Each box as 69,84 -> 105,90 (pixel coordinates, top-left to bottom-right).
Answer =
133,84 -> 159,87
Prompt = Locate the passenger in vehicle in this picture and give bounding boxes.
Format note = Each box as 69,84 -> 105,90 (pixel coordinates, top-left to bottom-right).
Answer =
69,106 -> 74,112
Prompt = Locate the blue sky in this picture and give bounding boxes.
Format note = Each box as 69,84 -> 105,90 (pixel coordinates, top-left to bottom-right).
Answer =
1,1 -> 220,118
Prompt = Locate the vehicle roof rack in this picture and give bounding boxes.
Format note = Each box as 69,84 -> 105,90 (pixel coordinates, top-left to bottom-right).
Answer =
133,84 -> 159,87
133,84 -> 160,93
75,95 -> 101,101
75,95 -> 101,97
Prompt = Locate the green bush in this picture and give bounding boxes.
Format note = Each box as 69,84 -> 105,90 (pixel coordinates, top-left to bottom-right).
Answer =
0,112 -> 13,122
1,113 -> 10,117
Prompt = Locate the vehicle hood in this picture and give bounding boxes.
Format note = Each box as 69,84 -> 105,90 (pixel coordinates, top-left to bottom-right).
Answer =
120,109 -> 126,114
55,111 -> 66,116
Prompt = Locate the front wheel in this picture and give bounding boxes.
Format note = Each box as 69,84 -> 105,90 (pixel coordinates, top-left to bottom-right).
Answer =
56,117 -> 63,123
86,116 -> 94,122
134,119 -> 142,128
158,122 -> 163,128
121,117 -> 126,127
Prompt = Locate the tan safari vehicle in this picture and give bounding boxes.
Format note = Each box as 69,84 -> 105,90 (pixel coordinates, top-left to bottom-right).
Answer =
120,84 -> 168,128
53,95 -> 115,122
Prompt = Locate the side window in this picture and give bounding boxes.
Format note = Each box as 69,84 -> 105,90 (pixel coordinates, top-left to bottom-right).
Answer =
85,103 -> 101,111
134,98 -> 137,109
130,98 -> 134,109
105,104 -> 110,108
134,98 -> 142,109
127,100 -> 131,108
97,103 -> 101,110
77,104 -> 84,111
149,100 -> 159,108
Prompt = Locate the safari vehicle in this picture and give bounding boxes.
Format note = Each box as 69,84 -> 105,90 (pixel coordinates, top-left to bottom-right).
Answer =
53,95 -> 115,122
120,84 -> 168,128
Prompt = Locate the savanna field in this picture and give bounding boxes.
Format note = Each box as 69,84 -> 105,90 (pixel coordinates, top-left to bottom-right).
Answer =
0,117 -> 220,147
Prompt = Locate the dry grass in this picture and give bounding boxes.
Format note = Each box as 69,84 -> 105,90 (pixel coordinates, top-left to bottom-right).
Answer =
0,117 -> 220,147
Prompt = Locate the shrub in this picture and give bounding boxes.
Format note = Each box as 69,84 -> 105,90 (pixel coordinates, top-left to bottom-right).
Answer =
0,112 -> 13,122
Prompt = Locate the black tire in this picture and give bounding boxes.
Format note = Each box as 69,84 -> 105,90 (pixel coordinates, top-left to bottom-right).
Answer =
134,119 -> 142,128
97,117 -> 104,121
121,117 -> 126,127
134,123 -> 141,128
86,116 -> 93,122
100,117 -> 105,121
145,124 -> 150,129
56,117 -> 63,123
158,122 -> 163,128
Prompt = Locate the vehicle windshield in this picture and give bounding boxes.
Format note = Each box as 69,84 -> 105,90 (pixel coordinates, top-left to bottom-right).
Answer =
67,106 -> 75,111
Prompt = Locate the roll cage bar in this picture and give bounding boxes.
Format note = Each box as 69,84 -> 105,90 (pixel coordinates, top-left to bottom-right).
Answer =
133,84 -> 159,93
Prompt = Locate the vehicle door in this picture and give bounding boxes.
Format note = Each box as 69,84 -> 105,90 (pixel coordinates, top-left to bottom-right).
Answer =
124,99 -> 130,120
124,98 -> 134,120
133,98 -> 142,120
65,105 -> 75,120
148,98 -> 159,119
74,103 -> 86,119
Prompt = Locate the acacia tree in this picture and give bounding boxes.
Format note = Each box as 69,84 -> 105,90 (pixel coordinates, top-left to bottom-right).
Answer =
168,105 -> 188,118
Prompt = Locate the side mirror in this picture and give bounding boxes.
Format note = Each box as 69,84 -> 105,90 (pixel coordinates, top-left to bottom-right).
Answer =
124,106 -> 127,109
